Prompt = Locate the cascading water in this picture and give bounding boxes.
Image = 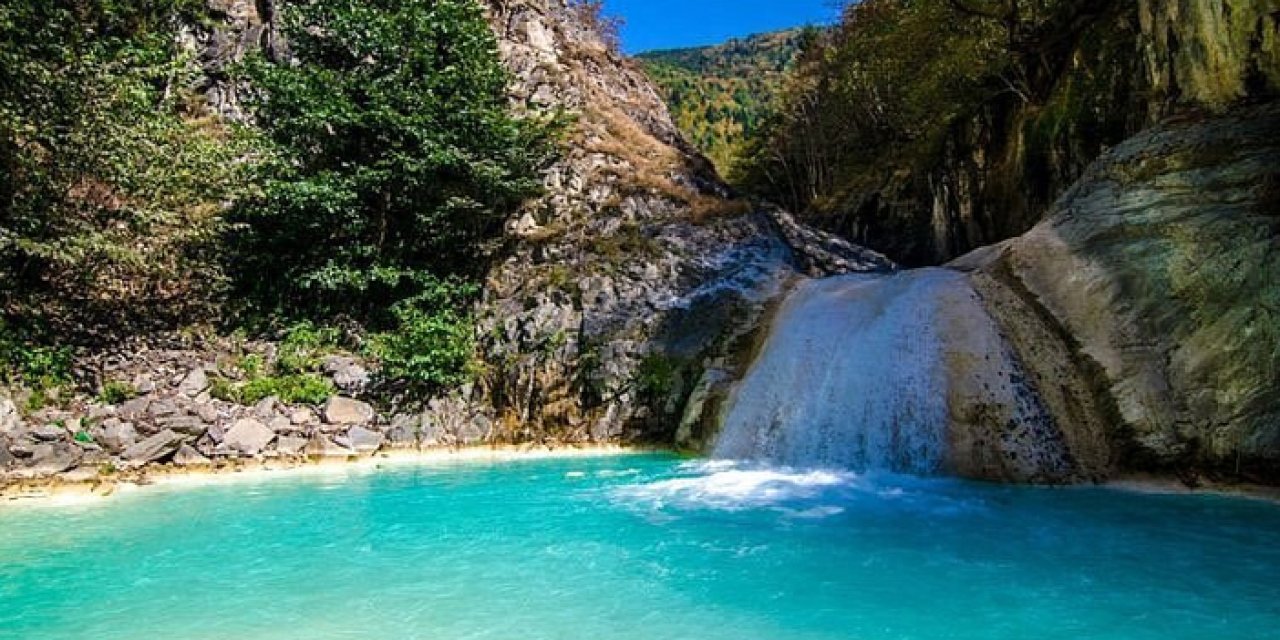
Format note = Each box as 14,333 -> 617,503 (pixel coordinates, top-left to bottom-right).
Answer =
713,268 -> 1075,478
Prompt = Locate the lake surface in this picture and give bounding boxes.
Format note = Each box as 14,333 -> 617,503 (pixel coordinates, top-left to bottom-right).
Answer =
2,454 -> 1278,639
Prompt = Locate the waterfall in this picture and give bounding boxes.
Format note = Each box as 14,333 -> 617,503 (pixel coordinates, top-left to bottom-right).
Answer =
712,268 -> 1070,477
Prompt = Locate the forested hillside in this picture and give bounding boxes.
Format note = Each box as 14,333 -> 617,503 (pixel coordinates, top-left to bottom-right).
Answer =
733,0 -> 1279,265
637,29 -> 807,177
0,0 -> 558,405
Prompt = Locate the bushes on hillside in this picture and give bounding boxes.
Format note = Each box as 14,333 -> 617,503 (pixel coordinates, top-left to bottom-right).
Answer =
0,0 -> 561,399
0,0 -> 245,338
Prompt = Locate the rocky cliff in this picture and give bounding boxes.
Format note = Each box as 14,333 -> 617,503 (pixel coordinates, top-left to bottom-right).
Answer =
956,102 -> 1280,483
461,0 -> 890,447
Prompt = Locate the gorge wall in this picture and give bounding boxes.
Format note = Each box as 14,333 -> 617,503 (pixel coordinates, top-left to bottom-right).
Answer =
955,102 -> 1280,483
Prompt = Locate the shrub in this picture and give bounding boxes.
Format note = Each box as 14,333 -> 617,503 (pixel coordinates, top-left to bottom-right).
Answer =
276,323 -> 342,375
98,381 -> 137,405
238,374 -> 335,406
367,296 -> 478,393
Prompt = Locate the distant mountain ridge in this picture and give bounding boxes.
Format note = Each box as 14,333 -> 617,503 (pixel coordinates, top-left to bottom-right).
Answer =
636,28 -> 811,176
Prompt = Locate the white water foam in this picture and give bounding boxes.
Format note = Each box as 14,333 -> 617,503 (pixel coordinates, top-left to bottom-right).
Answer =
611,460 -> 857,514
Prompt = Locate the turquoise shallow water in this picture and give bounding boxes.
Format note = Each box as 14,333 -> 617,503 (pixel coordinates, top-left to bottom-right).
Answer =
2,454 -> 1279,640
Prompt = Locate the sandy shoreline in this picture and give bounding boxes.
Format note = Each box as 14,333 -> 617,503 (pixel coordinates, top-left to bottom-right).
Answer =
5,450 -> 1279,508
0,445 -> 662,507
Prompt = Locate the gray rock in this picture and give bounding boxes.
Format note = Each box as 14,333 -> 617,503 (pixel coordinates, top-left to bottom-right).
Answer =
30,424 -> 67,442
87,405 -> 116,421
222,418 -> 275,455
172,444 -> 212,467
0,398 -> 23,439
178,368 -> 209,396
133,376 -> 157,394
290,408 -> 318,425
304,435 -> 355,458
0,442 -> 14,468
121,430 -> 182,464
157,415 -> 209,437
117,397 -> 151,421
323,397 -> 375,425
268,416 -> 292,433
252,396 -> 279,419
194,433 -> 218,457
192,402 -> 220,423
347,426 -> 384,454
206,422 -> 226,444
9,441 -> 34,458
147,399 -> 178,418
386,414 -> 420,447
324,356 -> 371,392
274,435 -> 308,456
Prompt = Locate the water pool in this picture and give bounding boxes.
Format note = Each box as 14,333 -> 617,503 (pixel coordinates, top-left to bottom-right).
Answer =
2,454 -> 1278,639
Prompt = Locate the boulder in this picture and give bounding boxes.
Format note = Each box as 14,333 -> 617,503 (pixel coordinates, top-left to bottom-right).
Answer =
178,368 -> 209,396
30,424 -> 67,442
274,436 -> 308,456
323,397 -> 376,425
252,396 -> 279,419
26,443 -> 82,475
147,399 -> 178,418
117,397 -> 151,421
9,441 -> 34,458
223,418 -> 275,456
347,426 -> 385,454
157,415 -> 208,437
192,402 -> 220,423
0,442 -> 14,468
95,419 -> 139,453
172,444 -> 212,467
304,435 -> 355,458
955,104 -> 1280,480
386,414 -> 420,448
289,408 -> 318,425
323,356 -> 371,392
121,430 -> 182,464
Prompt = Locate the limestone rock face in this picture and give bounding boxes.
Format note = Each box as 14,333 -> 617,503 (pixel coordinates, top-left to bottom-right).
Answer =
957,103 -> 1280,480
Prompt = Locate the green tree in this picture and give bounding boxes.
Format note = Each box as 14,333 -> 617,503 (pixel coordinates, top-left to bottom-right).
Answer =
233,0 -> 559,390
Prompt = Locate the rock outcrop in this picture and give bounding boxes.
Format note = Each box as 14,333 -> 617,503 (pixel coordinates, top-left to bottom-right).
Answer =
956,103 -> 1280,482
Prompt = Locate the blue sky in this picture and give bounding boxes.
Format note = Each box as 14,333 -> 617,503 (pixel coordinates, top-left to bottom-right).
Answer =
604,0 -> 843,53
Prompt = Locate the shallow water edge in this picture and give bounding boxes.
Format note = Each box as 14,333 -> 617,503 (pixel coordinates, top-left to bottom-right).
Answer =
5,446 -> 1279,509
0,445 -> 660,507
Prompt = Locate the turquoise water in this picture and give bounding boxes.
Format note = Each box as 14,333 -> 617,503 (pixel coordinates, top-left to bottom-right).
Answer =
2,454 -> 1279,639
